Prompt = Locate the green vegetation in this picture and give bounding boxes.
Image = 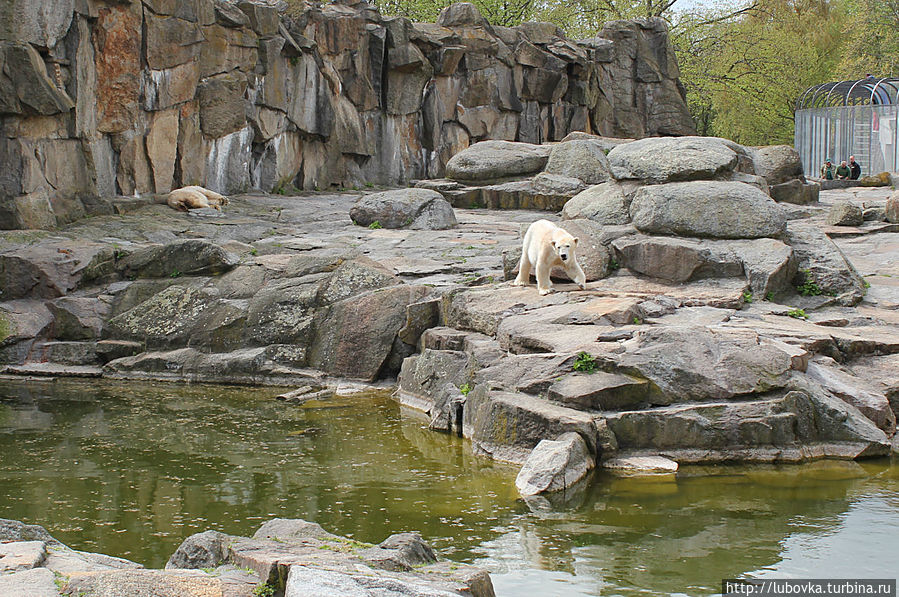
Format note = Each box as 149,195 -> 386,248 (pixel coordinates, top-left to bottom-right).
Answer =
609,258 -> 620,271
170,269 -> 182,278
368,221 -> 383,229
253,583 -> 276,597
573,351 -> 598,373
765,291 -> 775,302
459,383 -> 473,396
0,312 -> 11,344
797,269 -> 822,296
633,316 -> 643,325
742,291 -> 753,303
787,307 -> 808,319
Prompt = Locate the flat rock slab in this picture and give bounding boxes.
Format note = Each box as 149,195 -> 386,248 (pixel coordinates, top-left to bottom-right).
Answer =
629,181 -> 787,239
602,455 -> 679,474
547,372 -> 653,411
0,567 -> 59,597
0,540 -> 46,572
607,136 -> 740,183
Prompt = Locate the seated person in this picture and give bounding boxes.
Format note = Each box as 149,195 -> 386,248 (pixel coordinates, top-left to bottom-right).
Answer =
821,160 -> 835,180
836,160 -> 851,179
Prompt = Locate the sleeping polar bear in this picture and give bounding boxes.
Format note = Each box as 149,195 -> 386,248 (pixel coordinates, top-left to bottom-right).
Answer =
513,219 -> 586,295
165,186 -> 229,211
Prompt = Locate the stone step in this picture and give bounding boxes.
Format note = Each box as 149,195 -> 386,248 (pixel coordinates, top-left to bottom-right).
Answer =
32,341 -> 100,365
3,363 -> 103,377
547,371 -> 655,411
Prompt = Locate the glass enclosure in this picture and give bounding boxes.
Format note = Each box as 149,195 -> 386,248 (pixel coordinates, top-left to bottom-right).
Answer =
794,78 -> 899,177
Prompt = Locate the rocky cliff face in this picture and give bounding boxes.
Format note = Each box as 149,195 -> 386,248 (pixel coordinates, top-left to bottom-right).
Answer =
0,0 -> 694,230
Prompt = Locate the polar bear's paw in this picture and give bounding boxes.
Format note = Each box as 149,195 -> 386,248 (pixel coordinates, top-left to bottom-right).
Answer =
538,287 -> 554,296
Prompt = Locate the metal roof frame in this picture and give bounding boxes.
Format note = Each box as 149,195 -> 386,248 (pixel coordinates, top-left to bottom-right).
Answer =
796,77 -> 899,109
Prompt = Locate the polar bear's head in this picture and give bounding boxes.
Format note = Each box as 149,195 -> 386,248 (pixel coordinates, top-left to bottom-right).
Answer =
551,232 -> 579,263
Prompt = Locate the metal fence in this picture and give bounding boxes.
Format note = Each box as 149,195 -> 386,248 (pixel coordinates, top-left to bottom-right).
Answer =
794,105 -> 899,178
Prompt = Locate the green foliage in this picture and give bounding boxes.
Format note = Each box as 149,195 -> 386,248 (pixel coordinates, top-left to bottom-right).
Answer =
742,291 -> 753,303
838,0 -> 899,77
369,221 -> 383,229
609,258 -> 620,271
0,312 -> 11,344
459,383 -> 473,396
797,269 -> 822,296
253,583 -> 276,597
250,248 -> 258,256
170,269 -> 182,278
573,351 -> 598,373
787,307 -> 808,319
673,0 -> 846,144
633,316 -> 643,325
765,291 -> 775,302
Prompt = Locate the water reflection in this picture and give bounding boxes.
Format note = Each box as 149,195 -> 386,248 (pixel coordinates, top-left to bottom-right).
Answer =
0,379 -> 897,595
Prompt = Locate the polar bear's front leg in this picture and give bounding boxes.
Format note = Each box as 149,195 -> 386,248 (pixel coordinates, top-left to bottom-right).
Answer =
513,251 -> 531,287
535,259 -> 554,295
565,259 -> 587,290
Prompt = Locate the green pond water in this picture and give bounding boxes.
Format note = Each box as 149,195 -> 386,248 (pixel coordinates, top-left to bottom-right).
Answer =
1,378 -> 897,595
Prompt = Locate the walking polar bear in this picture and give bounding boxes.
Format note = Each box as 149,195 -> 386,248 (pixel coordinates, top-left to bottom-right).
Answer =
165,186 -> 229,211
513,219 -> 586,295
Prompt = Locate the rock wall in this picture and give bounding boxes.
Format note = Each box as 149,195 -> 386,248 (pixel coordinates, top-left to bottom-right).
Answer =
0,0 -> 695,229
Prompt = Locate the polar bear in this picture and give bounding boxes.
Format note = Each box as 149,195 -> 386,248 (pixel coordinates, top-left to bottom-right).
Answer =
165,186 -> 229,211
513,219 -> 586,295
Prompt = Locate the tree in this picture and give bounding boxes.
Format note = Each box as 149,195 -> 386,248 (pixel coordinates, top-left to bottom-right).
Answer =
838,0 -> 899,77
673,0 -> 846,144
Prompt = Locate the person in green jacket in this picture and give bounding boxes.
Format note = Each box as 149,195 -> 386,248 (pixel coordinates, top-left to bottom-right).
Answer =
836,160 -> 851,179
821,160 -> 835,180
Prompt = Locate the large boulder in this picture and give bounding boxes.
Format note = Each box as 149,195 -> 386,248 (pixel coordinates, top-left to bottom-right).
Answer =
308,285 -> 431,381
751,145 -> 804,185
515,432 -> 594,496
886,190 -> 899,223
542,139 -> 612,184
607,327 -> 800,403
629,181 -> 787,239
611,235 -> 795,296
607,136 -> 740,184
561,182 -> 631,225
118,240 -> 239,279
826,201 -> 864,227
784,222 -> 867,305
445,140 -> 551,183
349,189 -> 457,230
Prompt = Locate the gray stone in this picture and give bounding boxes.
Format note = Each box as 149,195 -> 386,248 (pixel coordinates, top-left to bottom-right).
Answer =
547,372 -> 655,410
561,182 -> 631,225
47,296 -> 109,340
445,140 -> 551,183
0,42 -> 75,115
531,173 -> 585,196
885,190 -> 899,223
285,565 -> 461,597
806,358 -> 896,433
607,136 -> 740,184
0,540 -> 46,573
751,145 -> 804,185
349,189 -> 457,230
629,181 -> 787,239
769,179 -> 820,205
0,567 -> 59,597
608,327 -> 799,403
515,432 -> 594,496
785,222 -> 866,305
165,530 -> 230,570
253,518 -> 340,543
463,385 -> 598,463
543,139 -> 612,184
118,240 -> 239,279
826,201 -> 864,227
308,285 -> 430,381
